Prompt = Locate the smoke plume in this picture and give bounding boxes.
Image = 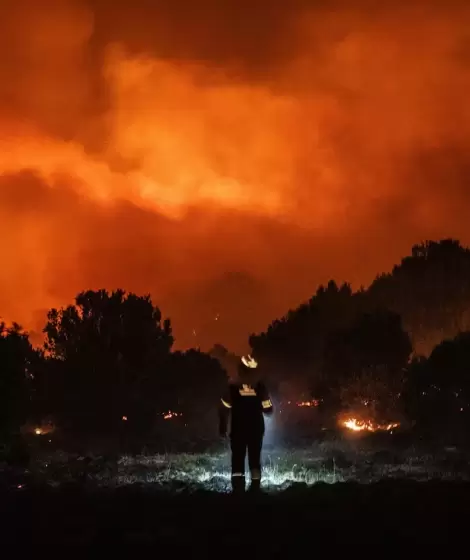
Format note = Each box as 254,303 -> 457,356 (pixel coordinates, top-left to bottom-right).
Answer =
1,0 -> 470,350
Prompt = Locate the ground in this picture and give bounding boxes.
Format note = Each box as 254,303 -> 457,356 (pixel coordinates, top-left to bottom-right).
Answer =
1,438 -> 470,548
14,437 -> 470,491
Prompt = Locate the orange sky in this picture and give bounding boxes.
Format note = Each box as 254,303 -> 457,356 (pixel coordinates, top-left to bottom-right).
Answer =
1,0 -> 470,352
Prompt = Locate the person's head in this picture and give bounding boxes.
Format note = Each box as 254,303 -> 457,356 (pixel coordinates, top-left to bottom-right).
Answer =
238,354 -> 258,384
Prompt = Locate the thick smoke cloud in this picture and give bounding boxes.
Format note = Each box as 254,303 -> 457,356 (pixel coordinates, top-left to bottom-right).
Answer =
1,0 -> 470,351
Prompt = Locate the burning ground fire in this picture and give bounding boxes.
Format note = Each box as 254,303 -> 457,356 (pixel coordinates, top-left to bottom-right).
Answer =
30,421 -> 55,436
122,412 -> 183,421
297,400 -> 320,408
342,418 -> 400,433
162,411 -> 182,420
285,400 -> 321,407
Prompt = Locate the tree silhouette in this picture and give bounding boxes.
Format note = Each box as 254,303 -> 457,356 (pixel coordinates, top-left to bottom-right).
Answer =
2,237 -> 470,446
250,281 -> 365,391
0,322 -> 34,440
163,349 -> 227,442
322,310 -> 412,418
368,239 -> 470,355
324,310 -> 412,382
43,289 -> 173,436
208,343 -> 240,380
405,331 -> 470,435
249,239 -> 470,410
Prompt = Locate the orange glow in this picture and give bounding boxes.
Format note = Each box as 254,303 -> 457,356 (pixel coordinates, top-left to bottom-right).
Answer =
2,1 -> 470,352
32,422 -> 54,436
342,418 -> 400,433
297,400 -> 320,408
162,411 -> 182,420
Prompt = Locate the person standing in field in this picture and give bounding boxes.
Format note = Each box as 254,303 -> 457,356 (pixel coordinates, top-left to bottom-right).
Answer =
219,354 -> 273,492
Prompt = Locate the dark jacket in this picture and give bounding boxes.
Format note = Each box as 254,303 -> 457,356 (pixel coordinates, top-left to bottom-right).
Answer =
219,380 -> 273,437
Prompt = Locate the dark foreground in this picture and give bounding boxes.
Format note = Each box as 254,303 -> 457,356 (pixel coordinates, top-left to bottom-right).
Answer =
2,481 -> 468,551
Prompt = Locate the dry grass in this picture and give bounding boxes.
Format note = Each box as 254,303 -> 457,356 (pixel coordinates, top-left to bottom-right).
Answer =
23,439 -> 470,493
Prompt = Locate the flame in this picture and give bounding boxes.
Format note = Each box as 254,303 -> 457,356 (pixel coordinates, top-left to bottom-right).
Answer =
162,411 -> 182,420
297,399 -> 320,408
32,421 -> 54,436
342,418 -> 400,432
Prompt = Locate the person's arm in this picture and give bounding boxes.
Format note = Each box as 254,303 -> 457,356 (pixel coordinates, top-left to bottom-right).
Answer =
219,387 -> 232,436
258,382 -> 274,416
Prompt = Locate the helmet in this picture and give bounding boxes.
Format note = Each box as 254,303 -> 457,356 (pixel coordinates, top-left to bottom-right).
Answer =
241,354 -> 258,369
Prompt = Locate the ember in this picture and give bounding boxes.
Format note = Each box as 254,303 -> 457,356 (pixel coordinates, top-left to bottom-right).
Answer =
30,420 -> 55,436
162,411 -> 183,420
342,418 -> 400,432
297,399 -> 320,408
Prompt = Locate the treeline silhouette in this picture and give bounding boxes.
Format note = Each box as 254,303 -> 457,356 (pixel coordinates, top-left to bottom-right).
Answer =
250,238 -> 470,441
2,238 -> 470,453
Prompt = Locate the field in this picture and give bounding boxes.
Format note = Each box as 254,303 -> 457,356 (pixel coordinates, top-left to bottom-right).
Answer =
2,437 -> 470,549
8,435 -> 469,491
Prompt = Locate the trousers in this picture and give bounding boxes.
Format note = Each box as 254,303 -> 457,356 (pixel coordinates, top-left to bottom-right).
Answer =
230,431 -> 263,479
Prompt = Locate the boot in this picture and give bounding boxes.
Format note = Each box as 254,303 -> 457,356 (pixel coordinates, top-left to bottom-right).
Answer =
231,473 -> 246,494
249,469 -> 261,492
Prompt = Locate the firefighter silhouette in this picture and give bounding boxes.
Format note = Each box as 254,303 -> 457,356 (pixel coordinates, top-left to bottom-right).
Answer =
219,354 -> 273,490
